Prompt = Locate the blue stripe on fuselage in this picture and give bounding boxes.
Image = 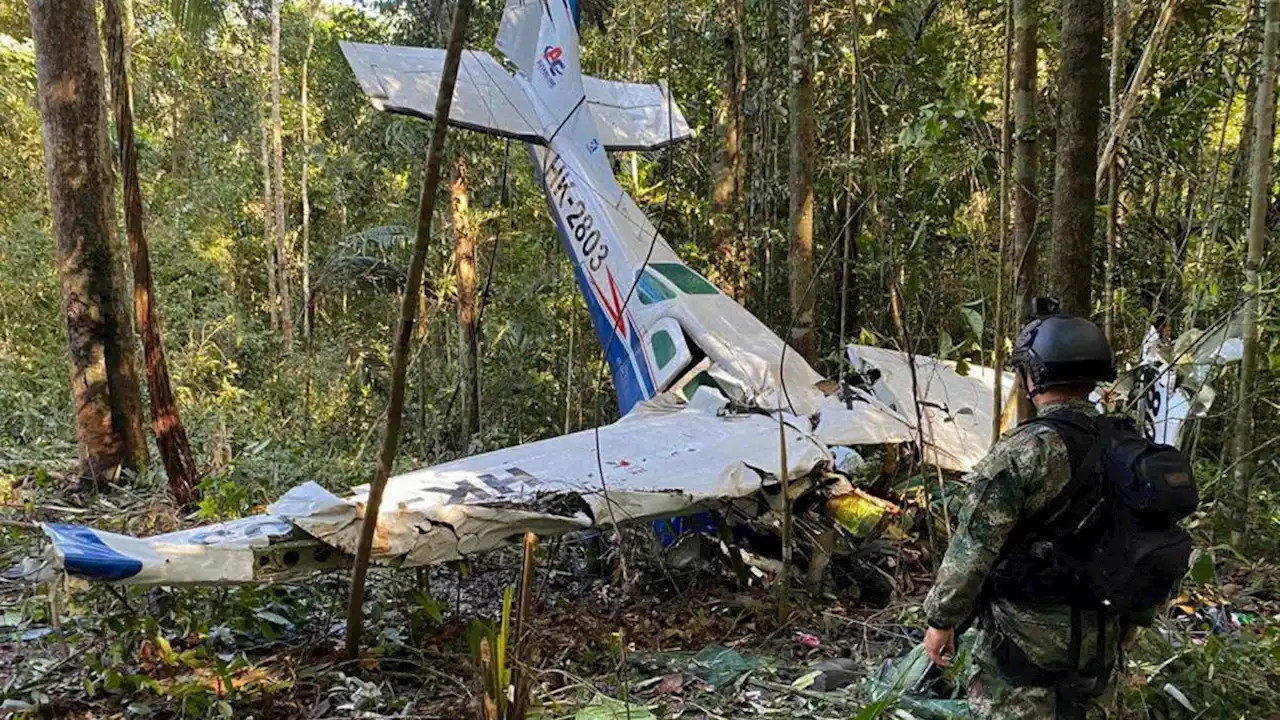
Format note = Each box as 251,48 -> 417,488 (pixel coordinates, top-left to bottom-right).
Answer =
528,146 -> 652,414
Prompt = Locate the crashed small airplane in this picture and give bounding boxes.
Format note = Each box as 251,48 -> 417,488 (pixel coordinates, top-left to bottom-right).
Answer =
33,0 -> 1232,588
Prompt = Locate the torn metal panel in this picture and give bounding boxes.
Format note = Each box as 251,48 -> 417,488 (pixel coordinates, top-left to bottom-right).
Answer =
276,403 -> 830,568
844,345 -> 1015,472
812,392 -> 916,448
39,403 -> 831,586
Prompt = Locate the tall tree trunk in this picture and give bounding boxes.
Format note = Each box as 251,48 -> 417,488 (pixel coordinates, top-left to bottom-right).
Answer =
103,0 -> 198,506
302,1 -> 316,341
731,0 -> 748,301
30,0 -> 148,482
261,112 -> 278,332
1048,0 -> 1104,318
452,157 -> 480,443
840,0 -> 870,349
344,0 -> 472,661
1230,0 -> 1279,542
710,0 -> 748,300
1012,0 -> 1039,422
270,0 -> 292,347
993,0 -> 1013,442
1104,0 -> 1127,339
788,0 -> 816,364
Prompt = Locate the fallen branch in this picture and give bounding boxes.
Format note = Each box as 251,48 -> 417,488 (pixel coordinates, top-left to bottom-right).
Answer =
748,677 -> 862,708
1095,0 -> 1178,184
0,518 -> 39,531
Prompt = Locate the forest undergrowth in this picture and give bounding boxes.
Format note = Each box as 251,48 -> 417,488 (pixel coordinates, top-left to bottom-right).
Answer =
6,0 -> 1280,715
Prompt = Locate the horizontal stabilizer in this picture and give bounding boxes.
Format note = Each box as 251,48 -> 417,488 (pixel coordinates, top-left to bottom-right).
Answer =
585,77 -> 693,151
340,41 -> 546,144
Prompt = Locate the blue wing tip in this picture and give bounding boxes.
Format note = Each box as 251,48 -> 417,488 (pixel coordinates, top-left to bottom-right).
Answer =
43,523 -> 143,582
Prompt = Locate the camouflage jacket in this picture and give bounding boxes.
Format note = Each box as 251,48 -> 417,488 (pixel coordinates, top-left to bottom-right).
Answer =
923,399 -> 1124,670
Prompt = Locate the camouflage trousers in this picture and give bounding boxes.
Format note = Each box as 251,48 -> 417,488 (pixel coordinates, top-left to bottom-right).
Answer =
964,626 -> 1115,720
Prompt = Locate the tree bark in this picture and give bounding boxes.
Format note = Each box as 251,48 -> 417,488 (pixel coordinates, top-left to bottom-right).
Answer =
103,0 -> 198,506
270,0 -> 292,347
710,0 -> 748,301
840,0 -> 869,350
344,0 -> 472,661
1230,0 -> 1279,541
1012,0 -> 1039,423
30,0 -> 148,482
993,0 -> 1013,442
302,0 -> 316,341
262,111 -> 278,332
1103,0 -> 1127,339
1048,0 -> 1104,318
452,157 -> 480,443
788,0 -> 816,364
1095,0 -> 1178,185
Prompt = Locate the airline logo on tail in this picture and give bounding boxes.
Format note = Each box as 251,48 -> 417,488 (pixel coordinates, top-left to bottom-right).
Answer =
538,45 -> 565,85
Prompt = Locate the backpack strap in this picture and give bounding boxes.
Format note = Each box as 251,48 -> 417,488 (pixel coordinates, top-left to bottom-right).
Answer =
1021,412 -> 1111,530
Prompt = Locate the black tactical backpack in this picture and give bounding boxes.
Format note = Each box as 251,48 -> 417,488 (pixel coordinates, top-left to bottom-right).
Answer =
991,410 -> 1199,615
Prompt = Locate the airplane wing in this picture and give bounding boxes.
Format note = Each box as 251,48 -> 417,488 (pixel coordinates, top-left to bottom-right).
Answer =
38,396 -> 829,586
584,77 -> 693,151
340,41 -> 546,144
341,42 -> 693,154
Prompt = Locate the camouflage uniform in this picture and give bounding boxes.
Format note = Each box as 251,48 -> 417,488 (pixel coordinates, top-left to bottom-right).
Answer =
923,400 -> 1124,720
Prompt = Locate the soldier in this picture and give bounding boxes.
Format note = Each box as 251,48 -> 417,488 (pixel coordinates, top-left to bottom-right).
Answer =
921,304 -> 1196,719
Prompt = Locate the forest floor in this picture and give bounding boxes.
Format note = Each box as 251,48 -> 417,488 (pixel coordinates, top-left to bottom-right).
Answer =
4,477 -> 1280,718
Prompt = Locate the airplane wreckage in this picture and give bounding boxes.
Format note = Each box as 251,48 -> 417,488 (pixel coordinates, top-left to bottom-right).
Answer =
30,0 -> 1244,591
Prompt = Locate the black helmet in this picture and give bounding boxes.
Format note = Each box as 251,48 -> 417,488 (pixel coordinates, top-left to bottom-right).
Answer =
1011,313 -> 1116,392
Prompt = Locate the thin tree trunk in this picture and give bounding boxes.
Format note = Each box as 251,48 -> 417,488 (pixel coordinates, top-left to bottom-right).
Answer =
1049,0 -> 1104,318
99,32 -> 149,475
103,0 -> 198,505
302,1 -> 316,341
344,0 -> 472,661
1104,0 -> 1127,339
710,0 -> 748,300
1230,0 -> 1279,542
30,0 -> 148,482
1229,70 -> 1260,216
788,0 -> 816,364
452,157 -> 480,443
1096,0 -> 1179,185
1012,0 -> 1039,423
271,0 -> 292,347
261,114 -> 278,332
731,0 -> 748,302
993,0 -> 1013,442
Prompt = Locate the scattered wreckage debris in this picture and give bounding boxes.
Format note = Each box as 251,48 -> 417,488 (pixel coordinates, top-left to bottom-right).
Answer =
23,316 -> 1244,597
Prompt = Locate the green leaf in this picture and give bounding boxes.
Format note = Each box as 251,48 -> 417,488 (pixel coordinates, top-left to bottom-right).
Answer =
937,330 -> 953,360
254,610 -> 293,628
1190,550 -> 1215,585
955,358 -> 971,376
959,306 -> 984,338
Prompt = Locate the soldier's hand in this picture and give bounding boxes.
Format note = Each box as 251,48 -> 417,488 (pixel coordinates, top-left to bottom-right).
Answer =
925,626 -> 956,667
